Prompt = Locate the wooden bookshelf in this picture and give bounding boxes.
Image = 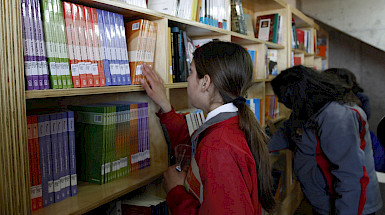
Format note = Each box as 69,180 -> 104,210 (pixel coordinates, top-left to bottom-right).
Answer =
0,0 -> 328,214
32,165 -> 167,215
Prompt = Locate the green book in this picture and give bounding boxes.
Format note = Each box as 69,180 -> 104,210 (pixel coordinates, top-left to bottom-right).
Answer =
68,104 -> 108,185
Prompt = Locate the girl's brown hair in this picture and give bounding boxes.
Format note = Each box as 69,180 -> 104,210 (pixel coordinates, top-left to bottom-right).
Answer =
193,41 -> 276,212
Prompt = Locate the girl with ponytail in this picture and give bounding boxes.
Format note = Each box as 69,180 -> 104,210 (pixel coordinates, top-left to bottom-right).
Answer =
141,41 -> 276,214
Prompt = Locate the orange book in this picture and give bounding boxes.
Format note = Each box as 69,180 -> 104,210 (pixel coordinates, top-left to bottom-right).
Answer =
126,19 -> 145,84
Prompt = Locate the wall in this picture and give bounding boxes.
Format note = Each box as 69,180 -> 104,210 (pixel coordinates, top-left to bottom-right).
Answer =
299,0 -> 385,52
320,22 -> 385,135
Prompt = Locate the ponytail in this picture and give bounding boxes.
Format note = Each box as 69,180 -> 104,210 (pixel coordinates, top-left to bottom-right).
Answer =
233,98 -> 276,212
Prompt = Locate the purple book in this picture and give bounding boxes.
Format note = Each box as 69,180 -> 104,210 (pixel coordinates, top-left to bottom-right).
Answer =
26,0 -> 39,90
49,113 -> 61,203
61,112 -> 71,198
21,0 -> 35,90
97,9 -> 112,86
37,115 -> 49,207
33,0 -> 50,89
56,113 -> 66,200
43,114 -> 54,205
67,111 -> 77,196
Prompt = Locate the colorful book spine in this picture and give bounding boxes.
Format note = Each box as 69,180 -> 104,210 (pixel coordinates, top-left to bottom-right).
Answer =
90,7 -> 106,86
32,116 -> 43,209
111,13 -> 123,85
27,116 -> 38,211
25,0 -> 40,90
97,9 -> 112,86
38,115 -> 50,207
104,11 -> 119,86
43,114 -> 55,205
63,1 -> 81,88
32,0 -> 49,89
78,5 -> 94,87
61,112 -> 71,198
49,113 -> 62,202
84,6 -> 100,87
55,113 -> 66,200
118,14 -> 131,85
67,111 -> 77,196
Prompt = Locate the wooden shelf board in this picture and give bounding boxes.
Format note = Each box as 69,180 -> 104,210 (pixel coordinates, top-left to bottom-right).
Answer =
68,0 -> 165,21
290,5 -> 315,28
32,165 -> 167,215
168,18 -> 229,37
25,85 -> 145,99
164,82 -> 188,89
265,42 -> 285,49
314,55 -> 322,59
292,48 -> 306,54
243,0 -> 287,12
305,53 -> 315,57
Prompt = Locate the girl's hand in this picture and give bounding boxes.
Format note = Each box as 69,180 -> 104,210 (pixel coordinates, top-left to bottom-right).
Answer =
163,164 -> 188,193
140,64 -> 172,113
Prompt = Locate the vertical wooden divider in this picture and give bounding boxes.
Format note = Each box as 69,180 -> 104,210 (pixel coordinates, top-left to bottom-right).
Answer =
0,0 -> 31,214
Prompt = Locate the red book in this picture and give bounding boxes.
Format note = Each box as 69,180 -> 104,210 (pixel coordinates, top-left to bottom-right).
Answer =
27,116 -> 37,211
296,29 -> 305,50
32,116 -> 43,209
294,56 -> 302,66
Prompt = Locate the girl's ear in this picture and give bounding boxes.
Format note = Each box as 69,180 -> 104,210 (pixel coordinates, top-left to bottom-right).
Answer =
201,74 -> 211,92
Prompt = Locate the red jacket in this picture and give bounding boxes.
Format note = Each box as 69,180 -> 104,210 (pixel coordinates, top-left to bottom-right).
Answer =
157,108 -> 261,215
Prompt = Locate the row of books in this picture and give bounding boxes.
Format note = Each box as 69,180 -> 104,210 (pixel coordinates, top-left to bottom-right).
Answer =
230,0 -> 247,35
265,95 -> 279,120
148,0 -> 228,29
68,102 -> 150,185
27,112 -> 77,211
115,0 -> 147,8
21,0 -> 158,90
177,109 -> 206,136
256,13 -> 284,44
168,27 -> 195,83
246,98 -> 263,126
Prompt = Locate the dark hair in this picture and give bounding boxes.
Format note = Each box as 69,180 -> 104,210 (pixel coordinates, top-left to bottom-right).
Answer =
324,68 -> 364,94
193,41 -> 276,212
271,65 -> 357,123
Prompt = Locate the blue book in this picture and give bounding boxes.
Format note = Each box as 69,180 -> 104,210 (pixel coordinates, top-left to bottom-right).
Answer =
254,98 -> 261,123
61,112 -> 71,198
67,111 -> 77,196
49,113 -> 62,203
97,9 -> 112,86
38,115 -> 49,207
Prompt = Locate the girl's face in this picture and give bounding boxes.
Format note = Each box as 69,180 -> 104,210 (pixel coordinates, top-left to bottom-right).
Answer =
187,60 -> 204,109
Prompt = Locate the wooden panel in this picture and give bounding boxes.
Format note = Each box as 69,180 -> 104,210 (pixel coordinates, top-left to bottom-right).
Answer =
0,0 -> 30,214
169,88 -> 190,111
32,165 -> 167,215
153,18 -> 169,82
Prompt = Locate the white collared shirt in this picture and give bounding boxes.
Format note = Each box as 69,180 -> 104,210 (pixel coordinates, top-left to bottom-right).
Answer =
205,103 -> 238,122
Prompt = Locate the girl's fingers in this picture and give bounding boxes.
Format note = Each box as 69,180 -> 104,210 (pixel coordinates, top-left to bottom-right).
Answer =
140,78 -> 152,93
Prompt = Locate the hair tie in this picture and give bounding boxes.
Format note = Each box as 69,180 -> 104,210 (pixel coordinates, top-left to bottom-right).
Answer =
232,96 -> 246,107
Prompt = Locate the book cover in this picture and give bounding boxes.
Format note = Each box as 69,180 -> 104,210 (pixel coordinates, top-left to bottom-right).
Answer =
63,1 -> 81,88
107,11 -> 121,86
97,9 -> 112,86
49,113 -> 62,202
117,13 -> 131,85
84,6 -> 100,87
78,4 -> 94,87
72,3 -> 88,87
296,29 -> 305,50
56,112 -> 67,200
32,116 -> 43,209
27,116 -> 37,211
90,7 -> 106,86
43,114 -> 54,205
256,14 -> 278,42
125,19 -> 145,84
67,111 -> 77,196
61,112 -> 71,198
38,115 -> 50,207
